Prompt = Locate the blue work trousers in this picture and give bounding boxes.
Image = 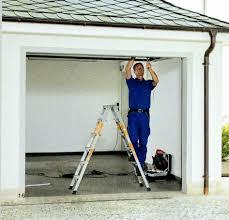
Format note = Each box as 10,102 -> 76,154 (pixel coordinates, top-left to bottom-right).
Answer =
127,112 -> 150,168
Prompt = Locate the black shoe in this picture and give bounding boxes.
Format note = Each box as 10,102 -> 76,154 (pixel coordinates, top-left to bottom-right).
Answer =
143,164 -> 148,172
128,153 -> 135,162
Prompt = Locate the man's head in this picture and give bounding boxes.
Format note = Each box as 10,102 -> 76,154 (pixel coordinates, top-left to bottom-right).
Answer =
133,62 -> 144,78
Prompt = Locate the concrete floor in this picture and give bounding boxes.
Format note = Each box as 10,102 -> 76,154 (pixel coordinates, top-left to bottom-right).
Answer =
1,155 -> 228,219
25,154 -> 181,197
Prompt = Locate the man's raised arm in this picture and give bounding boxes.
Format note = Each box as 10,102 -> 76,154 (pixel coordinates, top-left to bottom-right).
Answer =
124,57 -> 135,79
146,62 -> 159,87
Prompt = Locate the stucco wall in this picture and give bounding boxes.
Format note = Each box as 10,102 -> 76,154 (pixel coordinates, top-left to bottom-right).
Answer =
0,22 -> 224,198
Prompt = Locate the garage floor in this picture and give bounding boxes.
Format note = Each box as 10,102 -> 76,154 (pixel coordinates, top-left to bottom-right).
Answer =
25,154 -> 181,197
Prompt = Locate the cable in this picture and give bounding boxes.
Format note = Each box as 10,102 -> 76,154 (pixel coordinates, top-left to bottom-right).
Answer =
26,169 -> 134,179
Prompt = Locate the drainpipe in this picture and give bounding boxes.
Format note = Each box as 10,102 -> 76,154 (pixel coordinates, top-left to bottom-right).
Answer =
203,30 -> 217,195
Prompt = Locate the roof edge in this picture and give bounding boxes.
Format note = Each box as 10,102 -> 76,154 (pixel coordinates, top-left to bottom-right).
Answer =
3,16 -> 229,33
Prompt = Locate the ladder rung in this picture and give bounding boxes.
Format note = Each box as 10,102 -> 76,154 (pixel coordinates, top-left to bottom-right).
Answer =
86,147 -> 94,150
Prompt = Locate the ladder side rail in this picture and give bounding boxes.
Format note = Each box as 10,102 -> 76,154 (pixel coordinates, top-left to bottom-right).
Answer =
111,107 -> 151,190
69,131 -> 99,188
72,134 -> 100,193
71,110 -> 107,193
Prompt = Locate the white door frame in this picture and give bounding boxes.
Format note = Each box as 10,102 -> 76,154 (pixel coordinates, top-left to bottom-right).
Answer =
21,48 -> 191,196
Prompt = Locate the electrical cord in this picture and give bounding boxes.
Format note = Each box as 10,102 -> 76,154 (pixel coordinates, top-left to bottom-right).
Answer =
85,170 -> 133,178
26,169 -> 134,179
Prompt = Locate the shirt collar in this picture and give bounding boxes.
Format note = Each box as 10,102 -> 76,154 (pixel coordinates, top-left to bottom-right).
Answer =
135,77 -> 145,82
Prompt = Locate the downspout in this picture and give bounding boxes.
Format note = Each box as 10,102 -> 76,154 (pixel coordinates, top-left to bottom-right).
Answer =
203,30 -> 217,195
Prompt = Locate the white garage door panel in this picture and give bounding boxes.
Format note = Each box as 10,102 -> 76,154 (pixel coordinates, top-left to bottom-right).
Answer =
26,59 -> 121,153
147,58 -> 182,178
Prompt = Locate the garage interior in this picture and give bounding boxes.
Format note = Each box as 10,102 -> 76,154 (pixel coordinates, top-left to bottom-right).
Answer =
25,54 -> 182,197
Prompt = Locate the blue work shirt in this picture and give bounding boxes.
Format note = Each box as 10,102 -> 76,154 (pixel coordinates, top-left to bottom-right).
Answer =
126,76 -> 155,109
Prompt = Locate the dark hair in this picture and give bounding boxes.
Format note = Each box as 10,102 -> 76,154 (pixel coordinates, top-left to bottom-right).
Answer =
133,62 -> 144,71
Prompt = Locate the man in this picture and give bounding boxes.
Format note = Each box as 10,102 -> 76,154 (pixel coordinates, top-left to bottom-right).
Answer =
124,57 -> 159,175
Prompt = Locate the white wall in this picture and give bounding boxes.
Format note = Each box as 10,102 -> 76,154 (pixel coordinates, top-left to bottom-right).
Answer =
27,57 -> 182,177
205,0 -> 229,120
168,0 -> 229,120
1,22 -> 224,197
205,0 -> 229,21
222,47 -> 229,119
167,0 -> 204,13
147,58 -> 182,177
26,59 -> 121,153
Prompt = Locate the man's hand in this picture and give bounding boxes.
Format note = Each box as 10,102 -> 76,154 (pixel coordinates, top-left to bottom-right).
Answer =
146,62 -> 159,87
124,57 -> 135,79
146,62 -> 152,70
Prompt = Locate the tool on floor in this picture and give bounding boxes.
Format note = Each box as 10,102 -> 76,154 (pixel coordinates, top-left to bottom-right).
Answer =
146,149 -> 172,181
69,104 -> 151,194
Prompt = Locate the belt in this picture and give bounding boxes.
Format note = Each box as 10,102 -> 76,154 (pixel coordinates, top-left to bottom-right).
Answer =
128,109 -> 149,114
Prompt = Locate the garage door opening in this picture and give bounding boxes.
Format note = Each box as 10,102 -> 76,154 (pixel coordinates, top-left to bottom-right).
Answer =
25,54 -> 182,197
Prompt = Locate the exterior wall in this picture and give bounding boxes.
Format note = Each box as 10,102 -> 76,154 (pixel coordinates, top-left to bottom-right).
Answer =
205,0 -> 229,120
0,1 -> 2,200
0,22 -> 224,198
169,0 -> 229,121
205,0 -> 229,21
208,45 -> 223,193
222,47 -> 229,120
168,0 -> 229,191
167,0 -> 204,13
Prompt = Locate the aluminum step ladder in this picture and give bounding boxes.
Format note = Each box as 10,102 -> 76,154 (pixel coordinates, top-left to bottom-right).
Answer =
69,104 -> 151,194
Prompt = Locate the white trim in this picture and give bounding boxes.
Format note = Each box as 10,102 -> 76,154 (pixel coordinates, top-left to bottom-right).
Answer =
0,28 -> 223,198
2,22 -> 210,42
3,46 -> 190,197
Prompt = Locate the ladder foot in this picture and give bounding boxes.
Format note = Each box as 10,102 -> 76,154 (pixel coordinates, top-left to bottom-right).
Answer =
139,183 -> 144,187
69,186 -> 73,190
72,191 -> 77,194
147,187 -> 151,191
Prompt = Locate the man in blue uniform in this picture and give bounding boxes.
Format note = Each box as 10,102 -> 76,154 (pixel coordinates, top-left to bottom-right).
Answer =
125,57 -> 159,175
